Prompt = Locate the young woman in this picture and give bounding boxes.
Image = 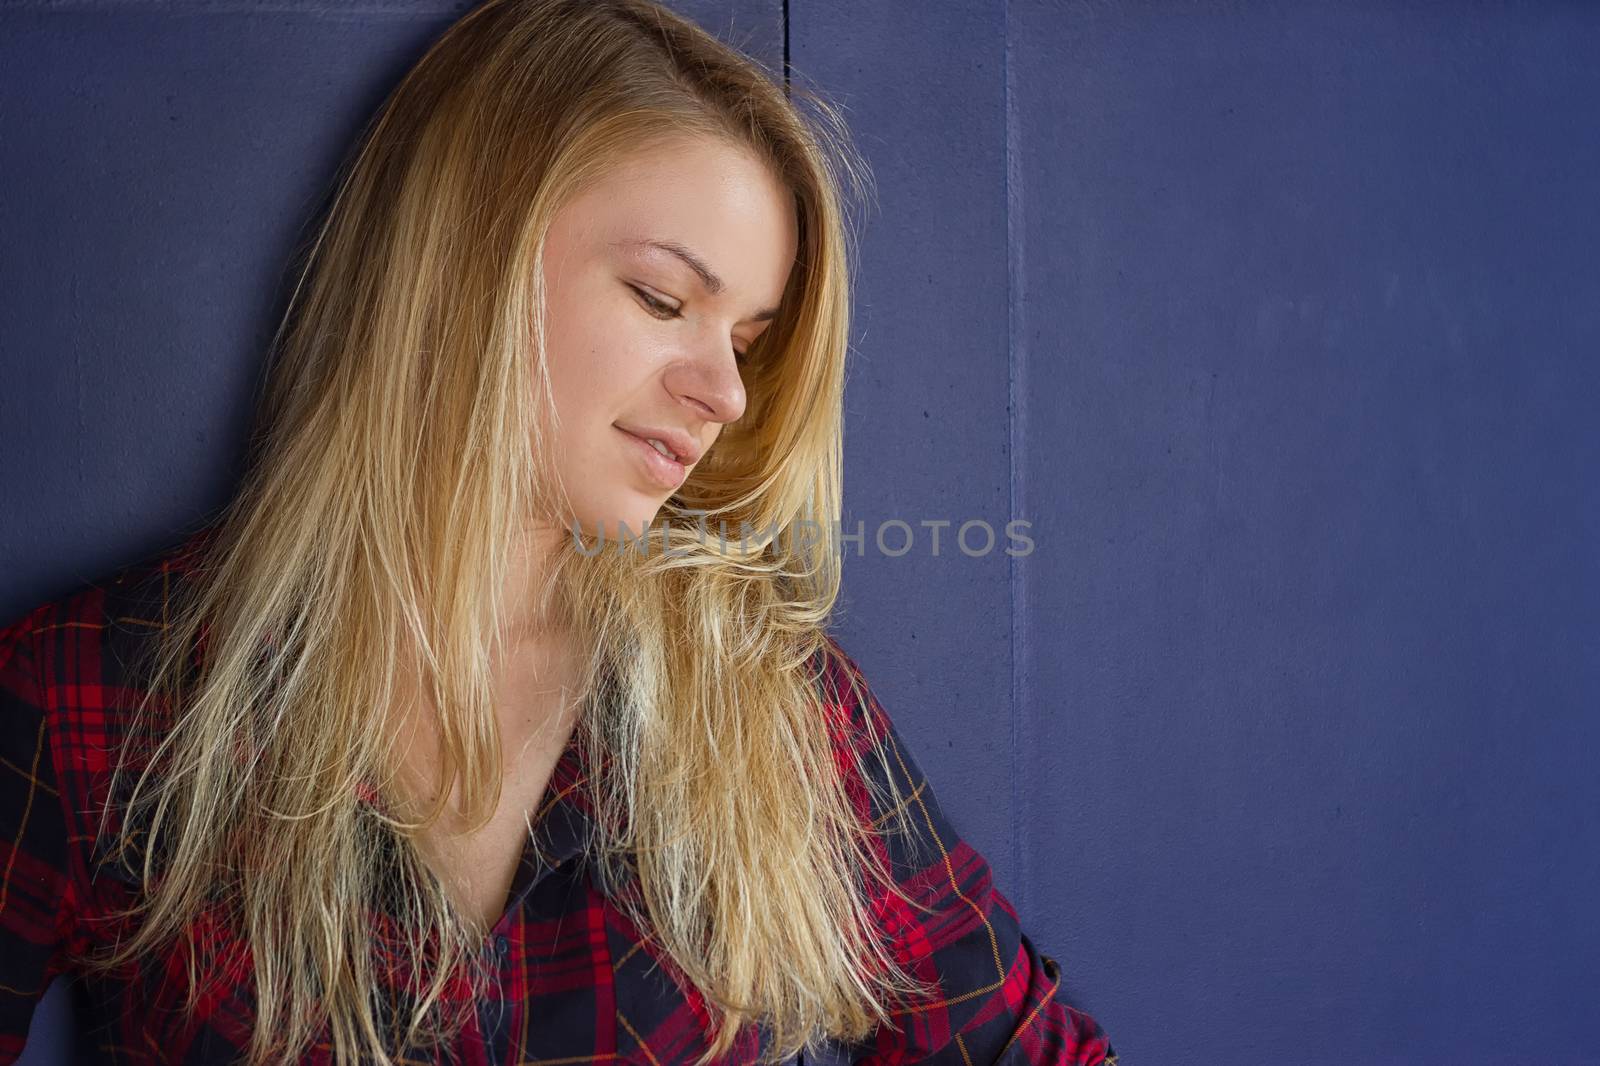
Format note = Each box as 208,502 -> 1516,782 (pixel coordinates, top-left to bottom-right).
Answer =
0,1 -> 1117,1063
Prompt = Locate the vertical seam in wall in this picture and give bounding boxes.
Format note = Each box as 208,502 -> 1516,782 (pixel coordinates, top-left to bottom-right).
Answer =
1003,0 -> 1029,913
73,271 -> 86,510
781,0 -> 790,92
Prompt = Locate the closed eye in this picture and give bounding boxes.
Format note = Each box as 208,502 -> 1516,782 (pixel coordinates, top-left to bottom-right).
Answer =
627,283 -> 749,365
628,283 -> 679,320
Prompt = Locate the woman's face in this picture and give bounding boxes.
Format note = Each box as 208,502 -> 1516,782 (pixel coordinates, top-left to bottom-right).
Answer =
537,135 -> 798,542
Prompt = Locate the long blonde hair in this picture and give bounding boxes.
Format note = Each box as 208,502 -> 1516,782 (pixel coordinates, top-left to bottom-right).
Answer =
72,1 -> 940,1062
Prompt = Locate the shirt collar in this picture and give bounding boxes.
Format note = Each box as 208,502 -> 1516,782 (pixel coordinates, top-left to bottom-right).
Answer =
353,718 -> 601,903
521,725 -> 596,880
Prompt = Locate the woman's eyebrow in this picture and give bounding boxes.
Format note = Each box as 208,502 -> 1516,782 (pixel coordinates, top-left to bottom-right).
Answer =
611,236 -> 781,323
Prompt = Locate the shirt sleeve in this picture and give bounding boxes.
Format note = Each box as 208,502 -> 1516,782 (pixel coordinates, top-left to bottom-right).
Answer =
822,638 -> 1118,1066
0,611 -> 78,1064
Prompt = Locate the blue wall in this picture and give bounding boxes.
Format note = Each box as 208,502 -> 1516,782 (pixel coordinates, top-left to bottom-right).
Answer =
4,2 -> 1598,1062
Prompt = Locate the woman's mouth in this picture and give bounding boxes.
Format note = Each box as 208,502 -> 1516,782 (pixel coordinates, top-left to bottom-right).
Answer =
616,426 -> 688,490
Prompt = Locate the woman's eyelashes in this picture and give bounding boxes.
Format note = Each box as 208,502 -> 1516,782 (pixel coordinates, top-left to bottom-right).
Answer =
628,282 -> 679,320
627,283 -> 748,364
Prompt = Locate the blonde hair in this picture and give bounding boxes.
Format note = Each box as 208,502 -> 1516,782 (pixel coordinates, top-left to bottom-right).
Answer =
71,1 -> 941,1063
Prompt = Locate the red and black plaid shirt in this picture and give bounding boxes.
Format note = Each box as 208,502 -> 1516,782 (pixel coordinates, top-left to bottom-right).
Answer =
0,531 -> 1116,1064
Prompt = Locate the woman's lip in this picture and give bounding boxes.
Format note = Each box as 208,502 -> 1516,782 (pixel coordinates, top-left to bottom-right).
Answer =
617,426 -> 688,489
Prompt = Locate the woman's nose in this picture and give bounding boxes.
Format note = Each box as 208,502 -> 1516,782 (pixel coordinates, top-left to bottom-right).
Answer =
666,336 -> 747,426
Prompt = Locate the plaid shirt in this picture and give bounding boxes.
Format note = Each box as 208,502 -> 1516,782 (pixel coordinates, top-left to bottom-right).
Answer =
0,531 -> 1116,1065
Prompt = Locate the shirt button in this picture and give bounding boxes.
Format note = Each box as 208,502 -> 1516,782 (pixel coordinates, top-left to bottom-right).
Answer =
494,934 -> 510,959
